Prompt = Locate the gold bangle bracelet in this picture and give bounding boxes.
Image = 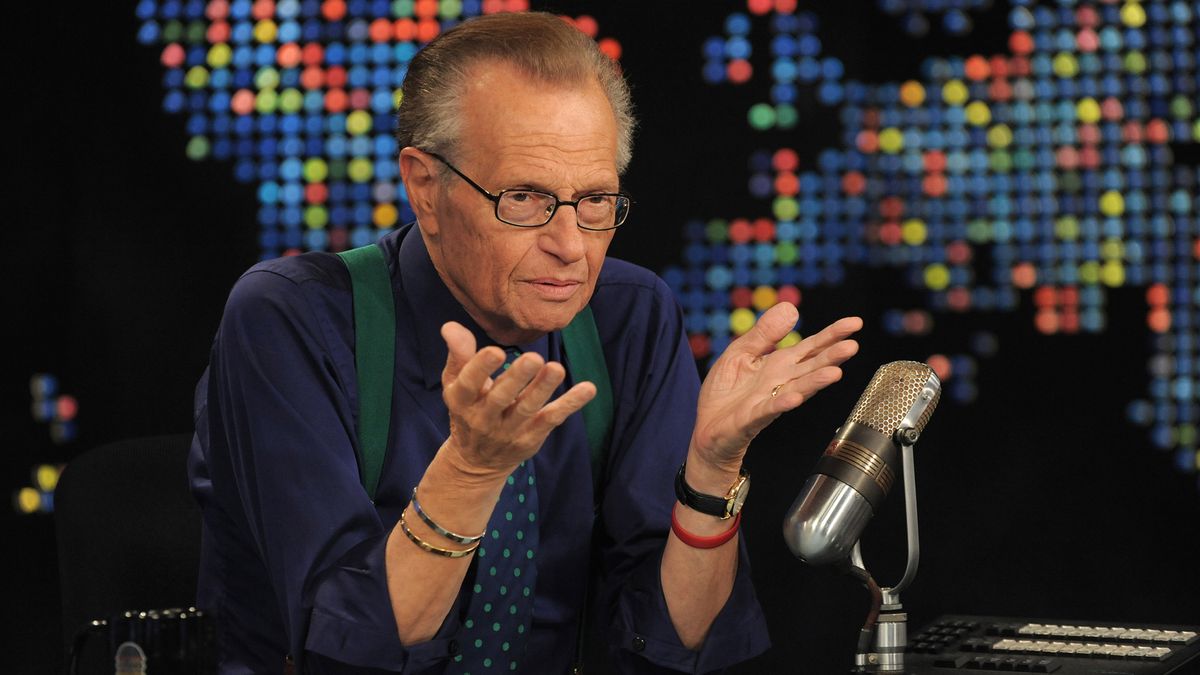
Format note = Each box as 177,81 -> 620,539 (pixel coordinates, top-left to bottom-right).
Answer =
399,509 -> 480,558
410,487 -> 486,544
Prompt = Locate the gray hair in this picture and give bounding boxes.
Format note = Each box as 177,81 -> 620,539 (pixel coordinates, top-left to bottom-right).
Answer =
395,12 -> 636,174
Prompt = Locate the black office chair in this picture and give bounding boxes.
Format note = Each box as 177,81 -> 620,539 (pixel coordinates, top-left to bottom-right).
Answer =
55,434 -> 204,672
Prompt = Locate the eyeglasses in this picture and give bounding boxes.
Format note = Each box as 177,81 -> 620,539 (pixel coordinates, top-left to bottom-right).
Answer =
426,152 -> 632,231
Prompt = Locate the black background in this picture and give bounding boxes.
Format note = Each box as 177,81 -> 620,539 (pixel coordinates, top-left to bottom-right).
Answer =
10,1 -> 1198,673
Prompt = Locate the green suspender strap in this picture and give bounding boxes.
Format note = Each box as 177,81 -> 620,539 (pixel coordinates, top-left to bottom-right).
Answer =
337,244 -> 395,500
336,243 -> 614,500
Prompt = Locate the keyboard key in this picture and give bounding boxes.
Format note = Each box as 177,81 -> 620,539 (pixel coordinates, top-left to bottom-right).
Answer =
1030,658 -> 1060,673
934,655 -> 970,668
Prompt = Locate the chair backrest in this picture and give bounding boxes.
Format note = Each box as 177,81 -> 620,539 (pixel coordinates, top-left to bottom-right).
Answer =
55,434 -> 201,656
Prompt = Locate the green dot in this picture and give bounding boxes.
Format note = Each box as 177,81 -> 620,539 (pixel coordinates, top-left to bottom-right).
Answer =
775,242 -> 798,264
492,529 -> 500,540
515,531 -> 524,541
438,0 -> 463,19
502,548 -> 511,558
517,494 -> 525,503
454,654 -> 463,662
509,605 -> 517,615
185,136 -> 210,160
483,658 -> 493,668
510,662 -> 518,671
185,20 -> 206,43
506,476 -> 515,485
513,568 -> 521,577
505,511 -> 513,521
526,550 -> 534,559
502,642 -> 510,652
499,584 -> 507,595
490,566 -> 497,576
522,587 -> 531,597
493,622 -> 502,632
465,619 -> 474,628
748,102 -> 776,130
162,20 -> 183,41
776,104 -> 798,129
474,638 -> 483,648
527,513 -> 536,522
392,0 -> 414,17
484,602 -> 492,612
517,625 -> 525,634
527,475 -> 535,486
705,218 -> 729,243
473,584 -> 482,594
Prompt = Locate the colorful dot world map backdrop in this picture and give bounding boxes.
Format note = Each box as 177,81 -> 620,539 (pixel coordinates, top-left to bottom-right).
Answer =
136,0 -> 1197,483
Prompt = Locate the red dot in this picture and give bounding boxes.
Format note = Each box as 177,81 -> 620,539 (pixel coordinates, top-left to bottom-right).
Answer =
730,287 -> 753,308
1008,56 -> 1031,77
989,55 -> 1009,78
231,89 -> 255,115
774,0 -> 798,12
326,66 -> 347,88
573,15 -> 598,37
879,196 -> 905,219
729,219 -> 754,243
945,240 -> 972,265
842,171 -> 866,195
879,221 -> 902,246
988,79 -> 1012,101
56,396 -> 78,422
1146,283 -> 1169,307
747,0 -> 773,15
774,171 -> 799,196
727,59 -> 752,84
325,89 -> 348,112
283,248 -> 303,257
856,130 -> 879,153
305,183 -> 328,204
777,285 -> 801,306
1078,124 -> 1100,145
923,150 -> 946,173
301,66 -> 324,89
964,55 -> 989,81
329,229 -> 349,250
1078,146 -> 1100,169
1055,146 -> 1080,169
349,88 -> 371,109
302,42 -> 324,65
206,0 -> 230,20
1148,308 -> 1171,333
1076,28 -> 1099,52
902,310 -> 931,335
862,108 -> 880,129
394,19 -> 417,41
1057,285 -> 1079,308
1060,310 -> 1080,334
1035,309 -> 1059,334
207,21 -> 231,43
689,334 -> 712,359
252,0 -> 276,21
504,0 -> 530,11
598,38 -> 622,61
1033,285 -> 1056,308
947,287 -> 971,311
922,173 -> 947,197
1012,262 -> 1037,289
752,218 -> 775,242
1075,5 -> 1099,27
369,18 -> 392,42
482,0 -> 503,13
1009,31 -> 1033,55
772,148 -> 799,172
1122,121 -> 1144,143
414,0 -> 437,18
161,43 -> 185,68
1146,119 -> 1170,144
277,43 -> 302,68
926,354 -> 951,381
417,18 -> 440,42
321,0 -> 346,21
1193,238 -> 1200,261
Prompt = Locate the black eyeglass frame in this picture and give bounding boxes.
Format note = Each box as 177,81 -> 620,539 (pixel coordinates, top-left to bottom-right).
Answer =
424,151 -> 633,231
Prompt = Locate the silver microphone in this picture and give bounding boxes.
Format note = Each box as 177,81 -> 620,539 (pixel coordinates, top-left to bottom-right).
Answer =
783,361 -> 941,566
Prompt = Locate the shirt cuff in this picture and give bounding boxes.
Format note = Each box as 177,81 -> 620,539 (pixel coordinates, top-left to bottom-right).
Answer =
608,540 -> 770,673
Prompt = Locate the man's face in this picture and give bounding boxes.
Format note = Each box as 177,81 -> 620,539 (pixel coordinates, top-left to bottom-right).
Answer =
411,61 -> 620,346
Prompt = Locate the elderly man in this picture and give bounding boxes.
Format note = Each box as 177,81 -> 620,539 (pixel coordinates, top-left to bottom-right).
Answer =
189,11 -> 861,674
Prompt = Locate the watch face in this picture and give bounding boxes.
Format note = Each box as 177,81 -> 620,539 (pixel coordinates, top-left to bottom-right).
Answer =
730,476 -> 750,515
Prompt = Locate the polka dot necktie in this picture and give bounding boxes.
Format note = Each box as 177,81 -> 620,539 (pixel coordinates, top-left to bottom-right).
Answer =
448,348 -> 539,674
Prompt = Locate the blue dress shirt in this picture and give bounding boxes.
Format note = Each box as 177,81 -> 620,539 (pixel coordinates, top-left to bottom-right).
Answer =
188,223 -> 769,673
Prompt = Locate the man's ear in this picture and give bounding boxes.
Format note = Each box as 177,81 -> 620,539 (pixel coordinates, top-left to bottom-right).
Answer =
399,147 -> 441,235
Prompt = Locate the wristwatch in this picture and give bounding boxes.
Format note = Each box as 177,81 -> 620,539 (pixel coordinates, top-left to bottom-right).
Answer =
674,463 -> 750,520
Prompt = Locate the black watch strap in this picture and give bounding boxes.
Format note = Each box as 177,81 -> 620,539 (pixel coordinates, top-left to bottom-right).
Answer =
674,463 -> 749,519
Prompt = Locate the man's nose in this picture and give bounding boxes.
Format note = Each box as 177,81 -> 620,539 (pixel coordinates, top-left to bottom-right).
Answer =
537,204 -> 587,263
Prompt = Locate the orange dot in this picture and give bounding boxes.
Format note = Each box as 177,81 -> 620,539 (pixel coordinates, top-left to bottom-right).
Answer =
1060,310 -> 1080,334
926,354 -> 952,381
747,0 -> 773,14
964,55 -> 990,81
252,0 -> 276,21
923,150 -> 946,173
325,89 -> 348,112
207,21 -> 231,43
947,287 -> 971,311
772,148 -> 799,171
1146,283 -> 1169,307
482,0 -> 503,13
856,130 -> 879,153
1148,308 -> 1172,333
301,42 -> 324,65
879,221 -> 902,246
729,219 -> 754,243
730,287 -> 753,308
598,38 -> 622,61
922,173 -> 947,197
277,43 -> 302,68
727,59 -> 752,84
206,0 -> 230,20
414,0 -> 437,18
1058,285 -> 1079,307
301,66 -> 324,89
879,196 -> 905,219
1012,263 -> 1037,289
945,240 -> 972,265
573,14 -> 598,37
162,43 -> 185,68
689,334 -> 712,359
369,18 -> 392,42
231,89 -> 256,115
1033,284 -> 1056,307
1009,31 -> 1033,55
417,18 -> 440,42
1035,309 -> 1059,334
774,171 -> 800,196
305,183 -> 328,204
778,285 -> 801,306
1145,119 -> 1170,144
321,0 -> 346,21
752,218 -> 775,242
394,18 -> 416,41
504,0 -> 529,10
326,66 -> 347,88
842,171 -> 866,195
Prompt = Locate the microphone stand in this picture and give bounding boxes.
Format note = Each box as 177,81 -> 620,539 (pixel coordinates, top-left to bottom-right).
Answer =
848,428 -> 922,673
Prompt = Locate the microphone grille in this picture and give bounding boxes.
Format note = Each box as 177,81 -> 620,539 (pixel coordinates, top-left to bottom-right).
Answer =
845,361 -> 941,436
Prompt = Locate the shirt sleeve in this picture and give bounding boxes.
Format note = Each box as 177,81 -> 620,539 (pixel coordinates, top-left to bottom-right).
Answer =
203,267 -> 460,673
595,277 -> 771,673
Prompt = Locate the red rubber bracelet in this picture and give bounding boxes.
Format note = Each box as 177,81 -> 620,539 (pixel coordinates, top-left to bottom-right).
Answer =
670,503 -> 742,549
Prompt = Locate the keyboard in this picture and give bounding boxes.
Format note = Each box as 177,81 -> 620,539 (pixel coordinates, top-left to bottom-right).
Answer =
904,614 -> 1200,674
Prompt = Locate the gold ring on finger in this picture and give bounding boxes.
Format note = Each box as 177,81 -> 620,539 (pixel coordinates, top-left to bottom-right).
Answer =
770,384 -> 783,398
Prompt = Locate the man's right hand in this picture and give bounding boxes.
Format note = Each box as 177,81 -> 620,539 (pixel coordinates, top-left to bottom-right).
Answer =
438,321 -> 596,481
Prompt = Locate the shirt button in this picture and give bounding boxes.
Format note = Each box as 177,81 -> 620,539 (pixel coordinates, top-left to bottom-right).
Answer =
448,639 -> 460,655
631,636 -> 646,653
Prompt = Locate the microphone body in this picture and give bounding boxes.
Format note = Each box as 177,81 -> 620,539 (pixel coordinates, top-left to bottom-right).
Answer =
783,361 -> 940,566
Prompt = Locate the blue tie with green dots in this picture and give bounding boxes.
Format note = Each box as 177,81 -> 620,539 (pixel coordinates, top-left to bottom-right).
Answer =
448,348 -> 539,674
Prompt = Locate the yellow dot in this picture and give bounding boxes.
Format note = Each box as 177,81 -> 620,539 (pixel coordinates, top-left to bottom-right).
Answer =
16,487 -> 41,514
348,158 -> 374,183
901,218 -> 927,245
254,19 -> 278,43
1078,261 -> 1100,284
1120,1 -> 1146,27
207,43 -> 232,68
279,88 -> 303,113
878,127 -> 904,153
1076,97 -> 1102,124
776,331 -> 802,349
730,308 -> 756,336
924,263 -> 950,290
373,203 -> 399,228
1054,216 -> 1080,240
773,197 -> 799,221
1101,261 -> 1125,287
1100,237 -> 1124,260
1099,190 -> 1125,217
986,124 -> 1012,148
184,65 -> 209,89
899,80 -> 925,107
1052,52 -> 1078,78
393,89 -> 404,109
942,80 -> 968,106
255,89 -> 278,113
346,110 -> 372,136
965,101 -> 991,126
304,205 -> 328,229
255,67 -> 280,89
34,465 -> 60,492
303,158 -> 328,183
751,286 -> 777,311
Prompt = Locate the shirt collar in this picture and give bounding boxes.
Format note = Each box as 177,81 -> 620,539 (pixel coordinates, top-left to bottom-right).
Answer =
397,224 -> 550,390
